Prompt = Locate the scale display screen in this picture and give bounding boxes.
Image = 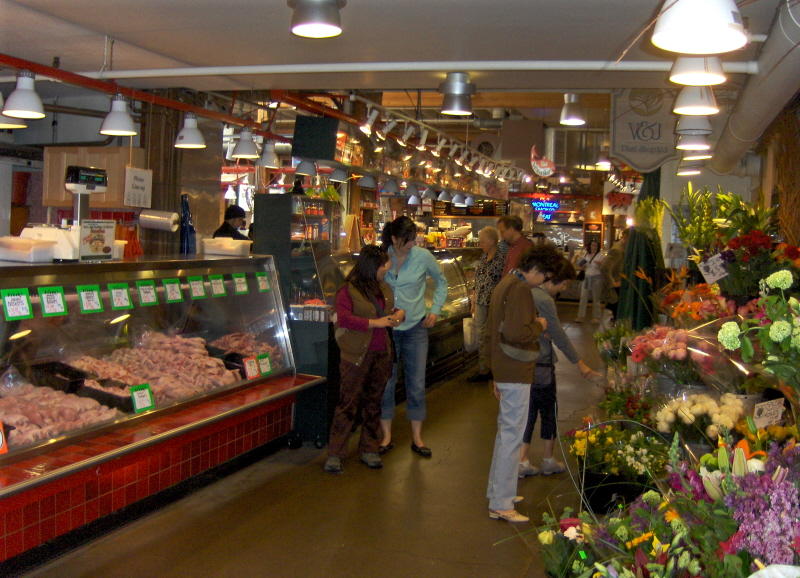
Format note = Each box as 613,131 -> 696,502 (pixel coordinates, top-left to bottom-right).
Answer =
65,166 -> 108,193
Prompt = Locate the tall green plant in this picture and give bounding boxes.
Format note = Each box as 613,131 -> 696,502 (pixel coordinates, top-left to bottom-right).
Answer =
664,183 -> 721,260
716,190 -> 777,242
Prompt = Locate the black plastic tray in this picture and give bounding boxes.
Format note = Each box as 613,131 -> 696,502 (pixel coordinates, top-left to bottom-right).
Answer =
27,361 -> 90,393
206,345 -> 245,379
77,383 -> 134,413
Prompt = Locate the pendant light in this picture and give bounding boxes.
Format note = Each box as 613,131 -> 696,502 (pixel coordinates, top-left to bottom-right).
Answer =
673,86 -> 719,115
683,151 -> 713,161
422,186 -> 437,200
669,57 -> 726,86
676,135 -> 711,151
174,113 -> 205,149
559,93 -> 586,126
416,128 -> 429,151
224,185 -> 237,200
359,108 -> 379,135
256,141 -> 280,168
676,162 -> 703,176
675,115 -> 713,135
651,0 -> 747,55
0,95 -> 28,129
295,159 -> 317,176
329,167 -> 348,183
595,153 -> 612,171
231,128 -> 259,158
465,196 -> 475,206
381,179 -> 399,195
406,184 -> 420,205
357,174 -> 376,188
439,72 -> 475,116
396,125 -> 415,147
437,189 -> 452,202
288,0 -> 347,39
3,70 -> 45,119
100,94 -> 137,136
451,192 -> 466,206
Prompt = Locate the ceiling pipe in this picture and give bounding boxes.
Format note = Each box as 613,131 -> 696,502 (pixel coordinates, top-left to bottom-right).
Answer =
711,1 -> 800,174
0,52 -> 287,141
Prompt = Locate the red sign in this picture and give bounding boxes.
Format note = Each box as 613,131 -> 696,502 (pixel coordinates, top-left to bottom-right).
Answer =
530,145 -> 556,177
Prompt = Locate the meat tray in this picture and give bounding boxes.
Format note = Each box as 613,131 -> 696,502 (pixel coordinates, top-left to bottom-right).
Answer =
27,361 -> 90,393
205,345 -> 245,379
76,381 -> 134,413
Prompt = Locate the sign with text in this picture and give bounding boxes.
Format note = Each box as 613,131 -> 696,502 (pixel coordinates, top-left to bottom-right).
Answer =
130,383 -> 156,414
77,285 -> 104,313
79,220 -> 116,261
163,279 -> 182,303
754,398 -> 785,429
611,88 -> 677,173
136,280 -> 159,307
1,288 -> 33,321
698,253 -> 729,285
38,286 -> 68,317
123,167 -> 153,208
232,273 -> 249,295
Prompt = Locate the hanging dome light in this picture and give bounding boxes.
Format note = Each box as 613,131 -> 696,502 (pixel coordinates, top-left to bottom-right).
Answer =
676,161 -> 703,176
100,94 -> 137,136
437,189 -> 452,202
451,192 -> 466,206
676,134 -> 711,151
669,57 -> 726,86
295,159 -> 317,176
464,195 -> 475,206
439,72 -> 475,116
651,0 -> 747,55
422,186 -> 437,200
559,93 -> 586,126
381,178 -> 399,195
673,86 -> 719,115
288,0 -> 347,39
329,167 -> 348,182
174,113 -> 206,149
0,94 -> 28,129
224,184 -> 237,199
683,151 -> 713,161
357,174 -> 376,188
675,115 -> 713,135
3,70 -> 45,119
256,141 -> 281,168
232,128 -> 259,158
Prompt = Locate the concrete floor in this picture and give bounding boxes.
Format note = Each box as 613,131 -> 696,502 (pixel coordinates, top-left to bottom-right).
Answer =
26,304 -> 604,578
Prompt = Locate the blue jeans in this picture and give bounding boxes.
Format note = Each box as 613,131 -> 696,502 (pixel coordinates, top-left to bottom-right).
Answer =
381,319 -> 429,422
486,382 -> 530,511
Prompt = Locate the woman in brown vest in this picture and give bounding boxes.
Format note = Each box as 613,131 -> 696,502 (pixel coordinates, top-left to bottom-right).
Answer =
324,245 -> 405,473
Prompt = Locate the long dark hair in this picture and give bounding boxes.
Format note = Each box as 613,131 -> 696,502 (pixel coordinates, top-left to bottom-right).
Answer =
346,244 -> 389,299
381,215 -> 417,248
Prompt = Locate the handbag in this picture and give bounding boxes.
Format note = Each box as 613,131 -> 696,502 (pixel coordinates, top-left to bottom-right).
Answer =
462,316 -> 478,353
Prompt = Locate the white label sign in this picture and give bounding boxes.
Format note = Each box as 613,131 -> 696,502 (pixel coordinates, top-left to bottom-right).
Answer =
698,253 -> 729,285
754,398 -> 785,429
124,167 -> 153,208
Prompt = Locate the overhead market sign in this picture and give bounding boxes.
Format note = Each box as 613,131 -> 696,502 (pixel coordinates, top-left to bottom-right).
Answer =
531,196 -> 560,221
530,145 -> 556,177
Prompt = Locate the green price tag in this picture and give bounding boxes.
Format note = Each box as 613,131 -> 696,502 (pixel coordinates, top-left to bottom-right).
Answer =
136,280 -> 159,307
38,286 -> 68,317
257,352 -> 273,376
209,275 -> 226,297
76,285 -> 104,314
162,279 -> 182,303
255,272 -> 271,293
130,383 -> 156,413
232,273 -> 249,295
1,288 -> 34,321
188,276 -> 207,299
108,283 -> 133,310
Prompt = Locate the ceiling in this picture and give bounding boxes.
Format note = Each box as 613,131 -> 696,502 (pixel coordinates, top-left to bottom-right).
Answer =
0,0 -> 793,169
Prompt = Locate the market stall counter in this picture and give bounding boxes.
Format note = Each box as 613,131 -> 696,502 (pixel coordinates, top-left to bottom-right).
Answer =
0,255 -> 322,563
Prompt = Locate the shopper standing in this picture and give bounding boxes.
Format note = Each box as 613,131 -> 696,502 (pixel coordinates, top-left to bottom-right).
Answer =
485,245 -> 563,523
466,226 -> 506,383
497,215 -> 532,275
518,259 -> 601,478
324,246 -> 405,474
379,216 -> 447,458
575,239 -> 606,323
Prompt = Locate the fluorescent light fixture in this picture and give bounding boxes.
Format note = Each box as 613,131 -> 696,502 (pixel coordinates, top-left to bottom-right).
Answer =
676,134 -> 711,151
329,167 -> 348,182
3,70 -> 45,119
673,86 -> 719,115
437,189 -> 452,202
232,128 -> 259,159
439,72 -> 475,116
360,108 -> 379,135
100,94 -> 137,136
416,128 -> 429,151
357,174 -> 376,188
559,93 -> 586,126
683,151 -> 713,161
396,124 -> 415,147
376,118 -> 397,141
256,141 -> 280,168
652,0 -> 747,55
288,0 -> 346,39
0,94 -> 28,129
669,56 -> 726,86
225,185 -> 237,199
675,115 -> 713,135
295,159 -> 317,176
175,112 -> 205,148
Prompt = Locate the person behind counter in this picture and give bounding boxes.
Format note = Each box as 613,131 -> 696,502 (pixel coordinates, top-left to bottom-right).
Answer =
324,245 -> 405,474
467,226 -> 506,383
213,205 -> 249,240
379,216 -> 447,459
485,245 -> 563,523
497,215 -> 532,275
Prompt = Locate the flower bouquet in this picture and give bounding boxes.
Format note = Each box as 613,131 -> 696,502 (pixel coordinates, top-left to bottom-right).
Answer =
659,282 -> 735,328
629,326 -> 703,388
653,392 -> 746,442
715,230 -> 776,301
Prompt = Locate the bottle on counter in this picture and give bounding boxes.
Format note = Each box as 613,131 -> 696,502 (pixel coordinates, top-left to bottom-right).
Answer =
179,193 -> 196,255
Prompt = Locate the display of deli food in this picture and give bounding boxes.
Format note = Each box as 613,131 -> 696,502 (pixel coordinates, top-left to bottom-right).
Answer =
209,332 -> 283,362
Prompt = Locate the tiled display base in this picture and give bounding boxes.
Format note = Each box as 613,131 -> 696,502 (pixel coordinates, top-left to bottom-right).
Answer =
0,373 -> 321,562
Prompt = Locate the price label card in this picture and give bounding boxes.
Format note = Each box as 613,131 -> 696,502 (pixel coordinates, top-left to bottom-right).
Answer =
255,272 -> 271,293
38,286 -> 68,317
698,253 -> 729,285
136,280 -> 159,307
209,275 -> 226,297
243,356 -> 260,380
76,285 -> 104,314
232,273 -> 249,295
257,352 -> 273,376
0,421 -> 7,455
162,279 -> 182,303
0,288 -> 34,321
130,383 -> 156,414
754,398 -> 786,429
188,276 -> 207,299
108,283 -> 134,310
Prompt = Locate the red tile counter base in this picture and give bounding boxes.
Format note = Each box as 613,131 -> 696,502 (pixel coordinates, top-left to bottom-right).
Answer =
0,373 -> 322,562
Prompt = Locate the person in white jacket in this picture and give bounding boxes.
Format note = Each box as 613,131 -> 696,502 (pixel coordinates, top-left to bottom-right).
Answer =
575,239 -> 606,323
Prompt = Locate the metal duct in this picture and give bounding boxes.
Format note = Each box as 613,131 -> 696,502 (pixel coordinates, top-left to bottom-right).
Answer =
711,1 -> 800,174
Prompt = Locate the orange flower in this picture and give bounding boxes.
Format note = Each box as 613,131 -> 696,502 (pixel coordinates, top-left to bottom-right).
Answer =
734,439 -> 766,460
664,508 -> 680,523
635,268 -> 653,284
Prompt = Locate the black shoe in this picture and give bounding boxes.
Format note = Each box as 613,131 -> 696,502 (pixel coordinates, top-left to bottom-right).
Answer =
411,443 -> 432,458
467,372 -> 492,383
378,442 -> 394,455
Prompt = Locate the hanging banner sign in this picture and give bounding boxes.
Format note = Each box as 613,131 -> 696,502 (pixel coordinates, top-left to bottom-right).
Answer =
611,88 -> 677,173
530,145 -> 556,177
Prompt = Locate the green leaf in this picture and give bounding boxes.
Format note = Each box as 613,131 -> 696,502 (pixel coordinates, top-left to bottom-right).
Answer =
741,335 -> 754,362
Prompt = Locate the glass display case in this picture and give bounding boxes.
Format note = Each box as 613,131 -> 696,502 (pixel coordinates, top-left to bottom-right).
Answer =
0,255 -> 292,459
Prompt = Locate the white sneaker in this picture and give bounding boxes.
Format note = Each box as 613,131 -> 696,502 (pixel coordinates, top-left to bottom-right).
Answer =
541,458 -> 566,475
518,461 -> 540,478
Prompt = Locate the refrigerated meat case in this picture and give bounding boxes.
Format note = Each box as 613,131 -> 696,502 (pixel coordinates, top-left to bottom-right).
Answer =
0,256 -> 322,564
